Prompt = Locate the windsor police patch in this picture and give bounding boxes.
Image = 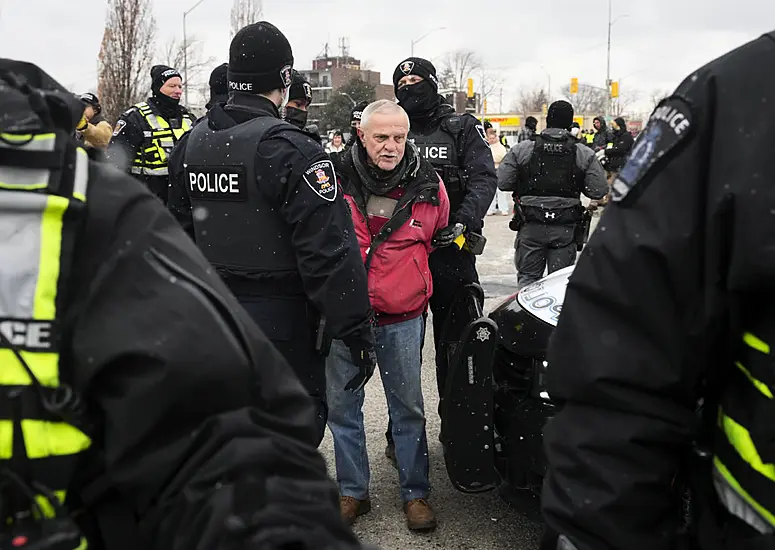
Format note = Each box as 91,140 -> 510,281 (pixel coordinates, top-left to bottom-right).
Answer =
303,160 -> 338,202
611,96 -> 693,204
112,119 -> 126,137
400,60 -> 415,75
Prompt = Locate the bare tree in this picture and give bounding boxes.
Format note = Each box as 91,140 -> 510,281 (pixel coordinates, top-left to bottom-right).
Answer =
230,0 -> 263,37
97,0 -> 157,123
560,82 -> 608,115
160,34 -> 216,107
479,69 -> 504,113
513,87 -> 549,113
438,50 -> 482,91
650,88 -> 671,109
611,90 -> 640,117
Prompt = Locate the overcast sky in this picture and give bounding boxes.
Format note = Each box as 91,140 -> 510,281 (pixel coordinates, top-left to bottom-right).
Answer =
1,0 -> 774,115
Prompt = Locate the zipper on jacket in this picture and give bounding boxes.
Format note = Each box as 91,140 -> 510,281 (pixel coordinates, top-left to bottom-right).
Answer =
413,256 -> 429,296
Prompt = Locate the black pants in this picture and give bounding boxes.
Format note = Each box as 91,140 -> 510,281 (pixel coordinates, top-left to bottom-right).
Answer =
237,295 -> 327,446
515,222 -> 577,289
385,246 -> 479,446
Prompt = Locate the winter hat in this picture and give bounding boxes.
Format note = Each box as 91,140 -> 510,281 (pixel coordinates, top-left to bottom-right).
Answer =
150,65 -> 181,94
206,63 -> 229,108
79,92 -> 101,114
228,21 -> 294,95
483,120 -> 493,131
525,116 -> 538,130
351,100 -> 369,125
614,117 -> 627,131
288,70 -> 312,105
392,57 -> 438,93
546,100 -> 574,130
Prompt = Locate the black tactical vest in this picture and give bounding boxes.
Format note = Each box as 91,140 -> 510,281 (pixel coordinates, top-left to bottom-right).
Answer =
184,116 -> 298,276
410,115 -> 466,212
518,134 -> 579,199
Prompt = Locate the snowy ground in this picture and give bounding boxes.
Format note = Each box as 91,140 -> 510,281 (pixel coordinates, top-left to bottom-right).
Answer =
319,214 -> 543,550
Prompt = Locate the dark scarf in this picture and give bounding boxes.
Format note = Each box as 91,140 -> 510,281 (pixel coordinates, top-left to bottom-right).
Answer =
351,140 -> 419,198
149,93 -> 183,120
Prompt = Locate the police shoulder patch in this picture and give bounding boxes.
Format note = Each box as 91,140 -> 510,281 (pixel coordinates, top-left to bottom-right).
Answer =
302,159 -> 338,202
611,96 -> 693,204
112,119 -> 127,137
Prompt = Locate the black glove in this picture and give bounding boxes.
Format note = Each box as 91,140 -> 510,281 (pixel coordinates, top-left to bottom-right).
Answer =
342,328 -> 377,393
431,222 -> 466,248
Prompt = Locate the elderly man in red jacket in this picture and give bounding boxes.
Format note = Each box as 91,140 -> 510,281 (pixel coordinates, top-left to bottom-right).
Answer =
325,99 -> 450,532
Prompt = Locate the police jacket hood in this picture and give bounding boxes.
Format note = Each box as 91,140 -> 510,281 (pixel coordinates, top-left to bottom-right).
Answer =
0,58 -> 83,133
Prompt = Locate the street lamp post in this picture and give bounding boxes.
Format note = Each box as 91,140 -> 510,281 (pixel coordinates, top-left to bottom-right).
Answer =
540,65 -> 552,102
183,0 -> 207,107
605,0 -> 629,117
410,27 -> 446,56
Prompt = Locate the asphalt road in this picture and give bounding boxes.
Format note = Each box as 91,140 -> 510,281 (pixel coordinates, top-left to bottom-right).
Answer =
319,214 -> 543,550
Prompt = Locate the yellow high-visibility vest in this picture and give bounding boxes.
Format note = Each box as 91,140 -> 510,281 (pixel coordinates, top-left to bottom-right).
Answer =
714,331 -> 775,534
0,130 -> 91,548
130,102 -> 193,177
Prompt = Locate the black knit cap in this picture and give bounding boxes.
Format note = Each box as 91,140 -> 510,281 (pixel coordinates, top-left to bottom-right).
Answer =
150,65 -> 181,93
351,100 -> 369,124
206,63 -> 229,108
288,70 -> 312,105
228,21 -> 294,95
392,57 -> 438,93
546,100 -> 574,130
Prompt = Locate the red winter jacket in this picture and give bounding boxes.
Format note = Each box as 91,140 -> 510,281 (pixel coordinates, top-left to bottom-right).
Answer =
338,148 -> 450,325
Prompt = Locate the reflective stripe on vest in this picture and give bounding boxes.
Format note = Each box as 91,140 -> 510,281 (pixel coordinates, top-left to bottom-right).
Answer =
131,101 -> 192,176
0,132 -> 91,533
713,331 -> 775,534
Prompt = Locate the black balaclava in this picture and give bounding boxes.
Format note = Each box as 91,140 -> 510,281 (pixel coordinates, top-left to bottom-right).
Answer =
525,116 -> 538,131
546,100 -> 574,130
150,64 -> 182,118
392,57 -> 440,117
228,21 -> 294,112
206,63 -> 229,110
285,69 -> 312,129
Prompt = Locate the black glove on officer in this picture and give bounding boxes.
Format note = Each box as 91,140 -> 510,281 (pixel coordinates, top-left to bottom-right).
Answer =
432,222 -> 466,248
341,327 -> 377,393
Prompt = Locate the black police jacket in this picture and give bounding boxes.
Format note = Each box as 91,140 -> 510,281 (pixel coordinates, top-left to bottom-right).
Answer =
65,161 -> 360,550
168,94 -> 374,345
541,31 -> 775,550
409,102 -> 496,233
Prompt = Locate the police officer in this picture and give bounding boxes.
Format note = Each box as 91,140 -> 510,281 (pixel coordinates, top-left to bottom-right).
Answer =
107,64 -> 194,203
284,70 -> 313,130
205,62 -> 229,113
540,32 -> 775,550
167,63 -> 229,236
0,57 -> 364,550
386,56 -> 496,457
172,22 -> 377,445
498,100 -> 607,288
346,100 -> 369,148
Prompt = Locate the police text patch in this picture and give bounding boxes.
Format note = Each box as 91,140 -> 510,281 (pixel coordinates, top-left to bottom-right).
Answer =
186,166 -> 248,202
302,160 -> 338,202
417,144 -> 451,161
612,96 -> 693,204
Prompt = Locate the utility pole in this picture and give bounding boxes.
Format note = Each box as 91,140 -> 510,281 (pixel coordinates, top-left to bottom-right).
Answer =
605,0 -> 612,117
183,0 -> 207,107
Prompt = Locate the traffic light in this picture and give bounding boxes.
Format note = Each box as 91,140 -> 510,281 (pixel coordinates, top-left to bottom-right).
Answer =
483,98 -> 487,114
570,77 -> 579,94
467,78 -> 474,98
611,81 -> 619,98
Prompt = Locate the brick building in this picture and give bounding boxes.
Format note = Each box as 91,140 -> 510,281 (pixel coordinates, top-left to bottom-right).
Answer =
299,54 -> 395,125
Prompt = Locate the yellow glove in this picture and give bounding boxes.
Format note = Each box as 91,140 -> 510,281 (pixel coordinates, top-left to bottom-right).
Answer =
76,116 -> 88,131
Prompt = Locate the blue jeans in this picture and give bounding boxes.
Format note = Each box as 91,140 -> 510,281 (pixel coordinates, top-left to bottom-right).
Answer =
326,316 -> 430,503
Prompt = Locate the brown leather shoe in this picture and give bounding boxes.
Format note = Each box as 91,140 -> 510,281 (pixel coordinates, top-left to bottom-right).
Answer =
403,498 -> 437,531
340,496 -> 371,526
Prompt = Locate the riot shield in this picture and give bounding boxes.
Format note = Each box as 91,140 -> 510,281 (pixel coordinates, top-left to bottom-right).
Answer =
439,283 -> 499,493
